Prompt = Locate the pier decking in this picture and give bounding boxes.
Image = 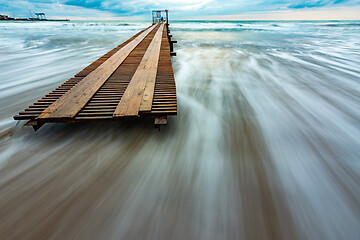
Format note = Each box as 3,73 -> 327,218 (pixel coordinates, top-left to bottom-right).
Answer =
14,22 -> 177,130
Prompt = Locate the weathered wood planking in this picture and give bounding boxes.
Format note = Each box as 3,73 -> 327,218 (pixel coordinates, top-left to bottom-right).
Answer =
14,21 -> 177,128
151,23 -> 177,115
75,23 -> 161,120
37,23 -> 158,120
139,24 -> 166,113
113,23 -> 164,117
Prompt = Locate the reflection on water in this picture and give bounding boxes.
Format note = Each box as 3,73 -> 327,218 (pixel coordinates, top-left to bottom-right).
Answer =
0,20 -> 360,240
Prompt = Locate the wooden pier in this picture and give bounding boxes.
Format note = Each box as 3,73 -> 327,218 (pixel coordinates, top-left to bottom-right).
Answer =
14,22 -> 177,130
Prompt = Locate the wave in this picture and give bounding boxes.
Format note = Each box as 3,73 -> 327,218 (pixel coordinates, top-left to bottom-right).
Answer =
322,23 -> 360,27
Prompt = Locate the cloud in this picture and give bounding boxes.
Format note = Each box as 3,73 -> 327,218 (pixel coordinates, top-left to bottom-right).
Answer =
193,6 -> 360,20
0,0 -> 360,19
0,0 -> 117,19
289,0 -> 341,8
65,0 -> 103,10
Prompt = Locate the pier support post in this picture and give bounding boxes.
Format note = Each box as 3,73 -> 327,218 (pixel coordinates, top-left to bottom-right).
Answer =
155,116 -> 167,130
25,120 -> 44,132
170,41 -> 174,52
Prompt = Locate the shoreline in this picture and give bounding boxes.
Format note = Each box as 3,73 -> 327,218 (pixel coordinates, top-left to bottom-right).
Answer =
0,19 -> 69,22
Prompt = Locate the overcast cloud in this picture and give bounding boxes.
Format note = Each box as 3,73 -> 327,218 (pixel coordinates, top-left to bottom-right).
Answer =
0,0 -> 359,19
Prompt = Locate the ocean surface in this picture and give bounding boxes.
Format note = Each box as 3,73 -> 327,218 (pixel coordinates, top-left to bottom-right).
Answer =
0,20 -> 359,240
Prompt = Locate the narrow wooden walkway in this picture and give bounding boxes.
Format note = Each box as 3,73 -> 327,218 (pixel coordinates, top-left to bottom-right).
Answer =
14,22 -> 177,129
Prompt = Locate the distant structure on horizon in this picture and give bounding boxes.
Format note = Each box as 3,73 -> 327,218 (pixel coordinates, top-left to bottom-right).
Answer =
34,13 -> 46,20
152,10 -> 169,24
0,13 -> 69,21
0,14 -> 13,20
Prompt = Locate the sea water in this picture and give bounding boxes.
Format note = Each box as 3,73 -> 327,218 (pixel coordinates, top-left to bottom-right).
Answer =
0,20 -> 360,239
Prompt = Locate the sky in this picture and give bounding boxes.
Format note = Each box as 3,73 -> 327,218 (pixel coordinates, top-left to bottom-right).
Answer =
0,0 -> 360,20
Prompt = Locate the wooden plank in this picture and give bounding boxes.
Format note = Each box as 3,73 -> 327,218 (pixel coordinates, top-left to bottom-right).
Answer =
139,24 -> 165,112
36,23 -> 158,120
150,23 -> 177,116
113,23 -> 164,117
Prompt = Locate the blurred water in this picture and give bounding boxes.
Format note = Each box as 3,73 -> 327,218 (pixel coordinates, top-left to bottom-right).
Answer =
0,20 -> 360,240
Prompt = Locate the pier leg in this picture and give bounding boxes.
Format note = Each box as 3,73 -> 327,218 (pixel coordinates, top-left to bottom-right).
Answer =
155,116 -> 167,130
170,41 -> 174,52
25,120 -> 44,132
